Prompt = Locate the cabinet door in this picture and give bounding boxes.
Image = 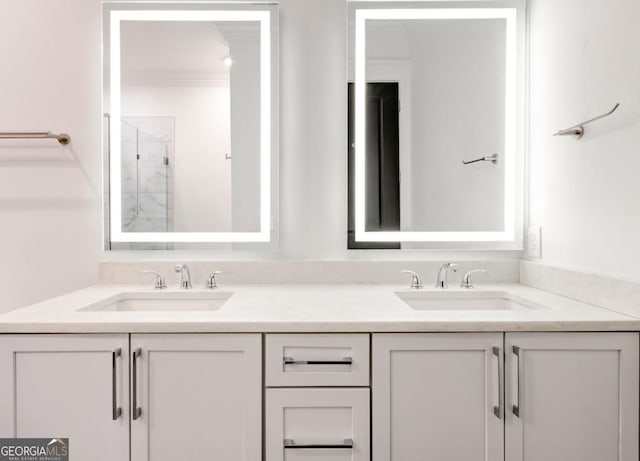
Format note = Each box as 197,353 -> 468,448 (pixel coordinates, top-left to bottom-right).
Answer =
0,334 -> 129,461
505,332 -> 639,461
373,333 -> 504,461
130,334 -> 261,461
266,388 -> 370,461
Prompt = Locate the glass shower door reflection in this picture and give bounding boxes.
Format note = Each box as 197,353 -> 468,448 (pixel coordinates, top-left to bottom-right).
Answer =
120,117 -> 174,233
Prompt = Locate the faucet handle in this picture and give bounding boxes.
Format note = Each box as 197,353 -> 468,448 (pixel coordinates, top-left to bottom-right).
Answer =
143,271 -> 166,289
205,271 -> 223,289
460,269 -> 487,289
401,270 -> 423,289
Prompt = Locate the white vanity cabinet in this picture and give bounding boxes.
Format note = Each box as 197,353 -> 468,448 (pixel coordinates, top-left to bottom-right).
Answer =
0,333 -> 261,461
0,334 -> 130,461
0,330 -> 638,461
129,334 -> 262,461
372,333 -> 504,461
505,332 -> 639,461
373,332 -> 640,461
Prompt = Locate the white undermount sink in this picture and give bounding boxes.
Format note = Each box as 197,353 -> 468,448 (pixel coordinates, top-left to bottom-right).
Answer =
79,291 -> 233,312
395,290 -> 548,311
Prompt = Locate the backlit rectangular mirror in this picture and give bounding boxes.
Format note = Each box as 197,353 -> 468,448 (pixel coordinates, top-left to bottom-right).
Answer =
348,2 -> 524,248
103,3 -> 277,247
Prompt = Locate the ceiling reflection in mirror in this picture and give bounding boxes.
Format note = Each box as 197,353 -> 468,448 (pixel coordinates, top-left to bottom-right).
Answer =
104,8 -> 273,245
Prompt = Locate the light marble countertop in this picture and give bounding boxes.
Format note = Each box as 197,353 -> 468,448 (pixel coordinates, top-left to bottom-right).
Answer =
0,283 -> 638,333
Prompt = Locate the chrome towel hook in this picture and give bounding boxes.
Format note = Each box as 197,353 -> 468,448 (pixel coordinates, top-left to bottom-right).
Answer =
554,103 -> 620,139
462,153 -> 498,165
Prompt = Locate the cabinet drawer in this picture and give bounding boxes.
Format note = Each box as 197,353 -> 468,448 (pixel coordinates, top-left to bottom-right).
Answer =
265,334 -> 369,386
266,388 -> 370,461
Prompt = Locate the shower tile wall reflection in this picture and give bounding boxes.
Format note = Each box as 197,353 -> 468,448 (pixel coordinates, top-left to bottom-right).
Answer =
120,117 -> 174,233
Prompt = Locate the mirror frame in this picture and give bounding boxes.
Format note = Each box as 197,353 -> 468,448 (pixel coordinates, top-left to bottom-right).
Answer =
353,4 -> 524,244
107,9 -> 273,243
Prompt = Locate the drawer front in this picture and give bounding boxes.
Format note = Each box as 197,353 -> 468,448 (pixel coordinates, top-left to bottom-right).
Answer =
265,334 -> 370,387
266,388 -> 370,461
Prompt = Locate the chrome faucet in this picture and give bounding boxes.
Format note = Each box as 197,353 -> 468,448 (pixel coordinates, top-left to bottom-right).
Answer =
436,263 -> 458,289
174,264 -> 192,289
460,269 -> 487,289
401,270 -> 423,289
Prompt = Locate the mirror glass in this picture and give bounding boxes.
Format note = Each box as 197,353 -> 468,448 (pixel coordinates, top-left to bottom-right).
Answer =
349,5 -> 523,246
104,6 -> 275,245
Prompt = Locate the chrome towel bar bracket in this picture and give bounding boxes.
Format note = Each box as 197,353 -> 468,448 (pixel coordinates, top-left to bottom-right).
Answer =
0,131 -> 71,145
554,103 -> 620,139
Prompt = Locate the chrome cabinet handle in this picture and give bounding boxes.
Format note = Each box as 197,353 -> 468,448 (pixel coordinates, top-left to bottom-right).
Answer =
132,348 -> 142,420
512,345 -> 521,417
283,357 -> 353,366
492,346 -> 503,419
112,348 -> 122,420
284,439 -> 354,449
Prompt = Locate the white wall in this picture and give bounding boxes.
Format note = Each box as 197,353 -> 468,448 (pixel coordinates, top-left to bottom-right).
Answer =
0,0 -> 523,312
0,0 -> 102,313
5,0 -> 638,311
278,0 -> 348,258
527,0 -> 640,280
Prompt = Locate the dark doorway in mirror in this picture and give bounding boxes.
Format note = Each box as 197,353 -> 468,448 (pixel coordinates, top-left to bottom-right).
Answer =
348,82 -> 401,249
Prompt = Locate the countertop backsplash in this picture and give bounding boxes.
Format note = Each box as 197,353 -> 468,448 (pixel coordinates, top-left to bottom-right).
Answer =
99,260 -> 520,286
521,260 -> 640,317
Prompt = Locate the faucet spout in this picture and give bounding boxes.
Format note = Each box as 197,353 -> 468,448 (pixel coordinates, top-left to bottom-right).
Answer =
175,264 -> 192,289
436,263 -> 458,289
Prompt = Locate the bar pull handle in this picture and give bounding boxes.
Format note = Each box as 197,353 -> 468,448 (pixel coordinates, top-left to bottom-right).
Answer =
284,439 -> 354,449
283,357 -> 353,366
492,346 -> 503,419
112,348 -> 122,420
512,345 -> 521,417
132,348 -> 142,420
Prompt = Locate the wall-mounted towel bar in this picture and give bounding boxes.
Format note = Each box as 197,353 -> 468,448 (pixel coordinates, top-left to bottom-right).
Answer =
554,103 -> 620,139
462,153 -> 498,165
0,131 -> 71,145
